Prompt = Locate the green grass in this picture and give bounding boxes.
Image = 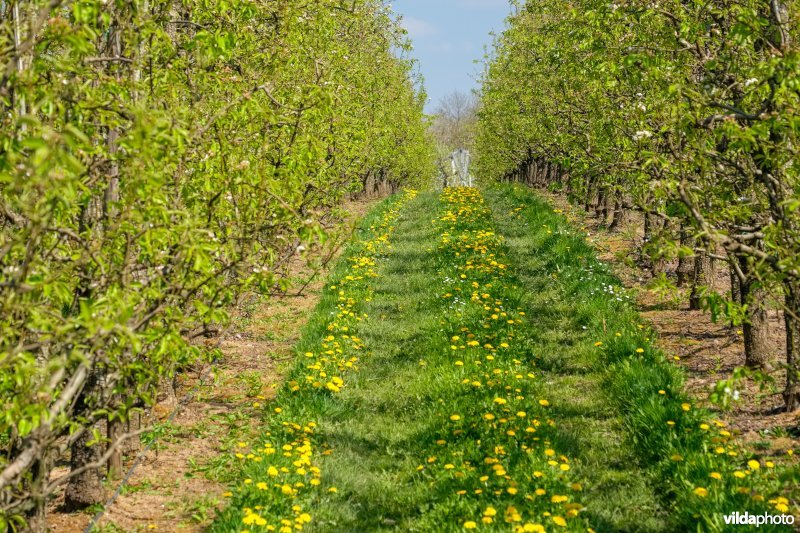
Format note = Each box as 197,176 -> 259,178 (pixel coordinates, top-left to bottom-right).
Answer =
209,185 -> 795,533
484,184 -> 796,532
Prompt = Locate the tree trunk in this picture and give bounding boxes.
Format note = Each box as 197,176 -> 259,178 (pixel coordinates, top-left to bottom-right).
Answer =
740,279 -> 771,369
735,247 -> 772,369
584,176 -> 595,212
26,456 -> 48,533
643,212 -> 664,274
107,414 -> 123,479
64,428 -> 105,509
676,225 -> 694,287
689,248 -> 715,310
122,409 -> 142,455
64,411 -> 105,510
594,187 -> 606,220
729,260 -> 742,304
11,1 -> 27,119
784,284 -> 800,411
608,198 -> 624,230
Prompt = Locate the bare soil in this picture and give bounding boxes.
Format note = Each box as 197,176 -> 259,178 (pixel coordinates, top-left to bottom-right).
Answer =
47,197 -> 380,532
541,191 -> 799,460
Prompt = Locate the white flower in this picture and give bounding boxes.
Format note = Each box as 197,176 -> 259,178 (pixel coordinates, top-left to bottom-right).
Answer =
744,78 -> 759,87
632,130 -> 653,141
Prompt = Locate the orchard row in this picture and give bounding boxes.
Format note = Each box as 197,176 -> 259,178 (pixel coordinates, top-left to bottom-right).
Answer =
476,0 -> 800,410
0,1 -> 433,528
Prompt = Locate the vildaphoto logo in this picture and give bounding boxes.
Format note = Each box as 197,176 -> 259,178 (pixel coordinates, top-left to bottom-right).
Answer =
723,512 -> 795,527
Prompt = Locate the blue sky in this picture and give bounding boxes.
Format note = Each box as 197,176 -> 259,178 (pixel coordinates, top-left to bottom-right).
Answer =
391,0 -> 512,113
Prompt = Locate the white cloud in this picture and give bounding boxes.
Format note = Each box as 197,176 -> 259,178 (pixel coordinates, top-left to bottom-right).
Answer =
401,16 -> 437,38
435,41 -> 455,53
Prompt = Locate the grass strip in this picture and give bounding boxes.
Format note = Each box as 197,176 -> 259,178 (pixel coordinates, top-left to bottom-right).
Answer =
209,190 -> 418,533
484,183 -> 797,532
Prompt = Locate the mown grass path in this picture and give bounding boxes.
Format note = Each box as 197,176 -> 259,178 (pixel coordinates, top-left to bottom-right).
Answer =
211,186 -> 793,533
307,189 -> 666,532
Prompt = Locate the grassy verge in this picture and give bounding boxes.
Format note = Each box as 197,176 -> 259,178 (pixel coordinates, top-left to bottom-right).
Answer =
484,183 -> 797,532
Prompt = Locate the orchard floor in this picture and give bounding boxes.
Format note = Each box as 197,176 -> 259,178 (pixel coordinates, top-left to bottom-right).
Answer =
209,186 -> 797,533
52,186 -> 797,532
540,191 -> 800,451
